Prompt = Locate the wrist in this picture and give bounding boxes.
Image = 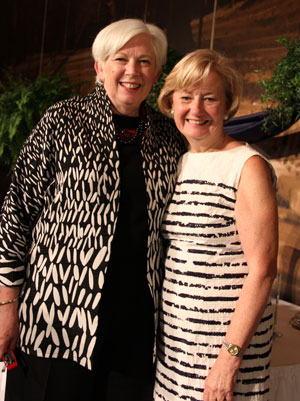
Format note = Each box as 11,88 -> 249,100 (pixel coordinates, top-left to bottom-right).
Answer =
0,287 -> 20,304
218,346 -> 242,370
0,295 -> 20,306
223,339 -> 244,357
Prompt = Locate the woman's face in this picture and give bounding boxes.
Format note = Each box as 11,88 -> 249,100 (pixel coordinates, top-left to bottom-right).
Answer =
172,71 -> 228,152
95,33 -> 159,116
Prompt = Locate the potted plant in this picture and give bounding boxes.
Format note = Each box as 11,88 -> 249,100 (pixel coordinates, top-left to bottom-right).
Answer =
0,69 -> 80,170
257,37 -> 300,134
0,69 -> 80,205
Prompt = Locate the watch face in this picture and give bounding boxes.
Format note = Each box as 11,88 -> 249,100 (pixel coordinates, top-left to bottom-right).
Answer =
229,345 -> 239,356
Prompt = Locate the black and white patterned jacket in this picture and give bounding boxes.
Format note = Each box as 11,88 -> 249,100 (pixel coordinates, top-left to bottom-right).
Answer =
0,85 -> 184,369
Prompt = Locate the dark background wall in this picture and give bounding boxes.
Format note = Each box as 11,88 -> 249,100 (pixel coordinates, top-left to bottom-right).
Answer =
0,0 -> 215,70
1,0 -> 300,115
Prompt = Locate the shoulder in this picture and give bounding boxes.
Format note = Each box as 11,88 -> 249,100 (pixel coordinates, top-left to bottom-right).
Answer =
226,144 -> 276,189
241,150 -> 276,190
238,155 -> 277,210
45,85 -> 109,121
25,89 -> 106,148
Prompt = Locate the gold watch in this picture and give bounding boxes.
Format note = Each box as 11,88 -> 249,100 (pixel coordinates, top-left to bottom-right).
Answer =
223,339 -> 243,357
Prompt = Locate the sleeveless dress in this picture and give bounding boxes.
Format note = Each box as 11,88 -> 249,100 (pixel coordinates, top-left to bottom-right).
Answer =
154,144 -> 275,401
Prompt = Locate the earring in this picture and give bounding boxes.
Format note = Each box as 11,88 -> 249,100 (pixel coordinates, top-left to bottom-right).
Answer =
170,109 -> 174,116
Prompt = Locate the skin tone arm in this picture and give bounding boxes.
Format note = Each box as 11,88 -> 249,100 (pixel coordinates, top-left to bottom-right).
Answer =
203,155 -> 278,401
0,286 -> 20,359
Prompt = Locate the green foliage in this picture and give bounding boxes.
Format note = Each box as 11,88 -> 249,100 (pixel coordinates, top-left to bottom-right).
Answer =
257,37 -> 300,133
0,70 -> 79,170
147,47 -> 183,111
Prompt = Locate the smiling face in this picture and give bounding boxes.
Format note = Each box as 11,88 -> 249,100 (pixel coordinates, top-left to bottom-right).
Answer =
95,33 -> 159,116
172,71 -> 229,152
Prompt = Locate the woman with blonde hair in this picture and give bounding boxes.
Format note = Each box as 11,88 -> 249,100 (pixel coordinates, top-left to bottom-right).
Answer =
154,49 -> 278,401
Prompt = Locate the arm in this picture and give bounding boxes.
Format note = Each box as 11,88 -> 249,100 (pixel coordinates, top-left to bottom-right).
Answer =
0,109 -> 56,285
204,156 -> 278,401
0,286 -> 20,358
0,109 -> 57,358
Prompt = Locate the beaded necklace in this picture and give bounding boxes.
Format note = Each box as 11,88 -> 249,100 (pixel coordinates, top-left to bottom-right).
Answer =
113,104 -> 149,145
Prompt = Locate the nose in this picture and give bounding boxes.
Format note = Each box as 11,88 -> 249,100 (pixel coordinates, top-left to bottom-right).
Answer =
126,59 -> 139,76
191,99 -> 205,114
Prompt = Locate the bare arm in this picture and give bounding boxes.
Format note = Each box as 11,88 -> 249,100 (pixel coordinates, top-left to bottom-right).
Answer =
204,156 -> 278,401
0,286 -> 20,359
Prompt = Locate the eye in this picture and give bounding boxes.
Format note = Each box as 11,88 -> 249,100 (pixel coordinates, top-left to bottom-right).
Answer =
204,96 -> 216,103
114,56 -> 127,63
180,96 -> 192,102
139,59 -> 151,65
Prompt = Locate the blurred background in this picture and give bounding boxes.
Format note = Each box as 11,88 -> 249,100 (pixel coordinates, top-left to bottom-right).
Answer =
1,0 -> 299,113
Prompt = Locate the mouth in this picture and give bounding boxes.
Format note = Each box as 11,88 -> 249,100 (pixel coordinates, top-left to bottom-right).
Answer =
120,82 -> 141,89
187,119 -> 209,125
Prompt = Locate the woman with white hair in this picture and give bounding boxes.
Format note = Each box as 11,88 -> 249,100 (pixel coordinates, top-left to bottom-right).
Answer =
0,18 -> 184,401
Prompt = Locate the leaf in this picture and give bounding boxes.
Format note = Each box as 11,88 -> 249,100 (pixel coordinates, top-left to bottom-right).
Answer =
0,68 -> 82,171
8,113 -> 22,140
255,36 -> 300,133
147,47 -> 183,111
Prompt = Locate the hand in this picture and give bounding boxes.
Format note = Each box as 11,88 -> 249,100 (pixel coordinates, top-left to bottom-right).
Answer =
0,292 -> 20,359
203,348 -> 241,401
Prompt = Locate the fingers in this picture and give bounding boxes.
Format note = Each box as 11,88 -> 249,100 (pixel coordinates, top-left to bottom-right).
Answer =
204,389 -> 234,401
0,304 -> 19,359
203,373 -> 234,401
7,335 -> 18,352
203,389 -> 233,401
0,343 -> 10,360
0,335 -> 17,359
224,389 -> 234,401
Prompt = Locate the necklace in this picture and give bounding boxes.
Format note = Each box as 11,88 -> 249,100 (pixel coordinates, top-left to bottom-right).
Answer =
113,105 -> 149,145
114,119 -> 148,144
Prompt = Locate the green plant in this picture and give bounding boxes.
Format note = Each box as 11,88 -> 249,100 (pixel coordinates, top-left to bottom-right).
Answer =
257,37 -> 300,133
0,69 -> 80,170
147,47 -> 183,111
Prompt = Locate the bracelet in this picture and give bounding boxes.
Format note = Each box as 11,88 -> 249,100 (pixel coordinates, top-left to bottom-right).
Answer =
0,295 -> 20,306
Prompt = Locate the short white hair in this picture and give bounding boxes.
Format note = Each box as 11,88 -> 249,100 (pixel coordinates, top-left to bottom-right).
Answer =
92,18 -> 167,74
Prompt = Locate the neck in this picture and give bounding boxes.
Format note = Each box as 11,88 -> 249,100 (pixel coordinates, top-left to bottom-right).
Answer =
188,131 -> 236,153
110,100 -> 143,117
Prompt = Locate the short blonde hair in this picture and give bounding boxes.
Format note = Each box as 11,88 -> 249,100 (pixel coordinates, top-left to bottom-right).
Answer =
158,49 -> 242,119
92,18 -> 167,75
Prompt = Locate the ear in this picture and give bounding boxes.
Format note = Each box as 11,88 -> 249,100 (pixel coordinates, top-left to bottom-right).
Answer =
224,106 -> 231,121
169,99 -> 174,117
94,61 -> 104,81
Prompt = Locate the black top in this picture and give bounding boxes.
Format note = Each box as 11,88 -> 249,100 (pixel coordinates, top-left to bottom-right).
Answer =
95,114 -> 154,379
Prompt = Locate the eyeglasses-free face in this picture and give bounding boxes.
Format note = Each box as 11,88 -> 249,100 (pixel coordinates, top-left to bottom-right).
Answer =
172,71 -> 228,153
95,33 -> 160,117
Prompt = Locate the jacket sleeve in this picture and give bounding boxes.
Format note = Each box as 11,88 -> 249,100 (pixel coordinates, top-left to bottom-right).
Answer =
0,108 -> 57,286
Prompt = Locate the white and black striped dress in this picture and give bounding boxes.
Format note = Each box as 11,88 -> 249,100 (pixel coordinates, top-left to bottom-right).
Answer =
154,144 -> 274,401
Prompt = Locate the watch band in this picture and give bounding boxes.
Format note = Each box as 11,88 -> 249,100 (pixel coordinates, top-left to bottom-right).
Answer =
223,339 -> 244,357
